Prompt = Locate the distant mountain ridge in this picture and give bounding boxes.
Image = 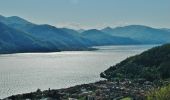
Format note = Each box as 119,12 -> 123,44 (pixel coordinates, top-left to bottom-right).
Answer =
0,15 -> 170,54
161,28 -> 170,32
0,15 -> 35,31
0,15 -> 93,52
102,25 -> 170,44
0,22 -> 58,54
81,29 -> 139,45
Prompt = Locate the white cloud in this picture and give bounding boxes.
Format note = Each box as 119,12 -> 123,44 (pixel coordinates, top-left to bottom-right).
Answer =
56,22 -> 83,29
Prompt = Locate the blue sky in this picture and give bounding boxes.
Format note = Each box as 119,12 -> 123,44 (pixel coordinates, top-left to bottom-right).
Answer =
0,0 -> 170,29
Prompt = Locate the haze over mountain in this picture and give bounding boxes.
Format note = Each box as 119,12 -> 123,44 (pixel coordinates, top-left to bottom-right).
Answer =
102,25 -> 170,44
81,29 -> 138,45
161,28 -> 170,32
0,15 -> 170,54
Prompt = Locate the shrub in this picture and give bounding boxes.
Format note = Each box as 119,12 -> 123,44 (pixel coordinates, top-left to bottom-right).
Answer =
147,84 -> 170,100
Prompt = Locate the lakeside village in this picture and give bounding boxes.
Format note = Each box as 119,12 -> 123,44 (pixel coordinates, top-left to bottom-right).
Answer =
5,78 -> 169,100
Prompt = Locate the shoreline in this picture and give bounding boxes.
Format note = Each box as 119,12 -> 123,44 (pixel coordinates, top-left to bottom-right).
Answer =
0,44 -> 160,55
0,47 -> 98,55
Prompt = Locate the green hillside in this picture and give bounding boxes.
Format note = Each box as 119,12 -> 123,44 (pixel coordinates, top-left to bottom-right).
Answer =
101,44 -> 170,81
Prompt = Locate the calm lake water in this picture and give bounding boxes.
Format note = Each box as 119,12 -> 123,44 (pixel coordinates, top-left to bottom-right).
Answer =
0,45 -> 156,98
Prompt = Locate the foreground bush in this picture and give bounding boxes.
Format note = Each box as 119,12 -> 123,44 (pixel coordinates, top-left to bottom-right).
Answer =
147,84 -> 170,100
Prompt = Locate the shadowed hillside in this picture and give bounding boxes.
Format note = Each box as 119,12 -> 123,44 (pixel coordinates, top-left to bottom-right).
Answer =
0,22 -> 59,54
101,44 -> 170,81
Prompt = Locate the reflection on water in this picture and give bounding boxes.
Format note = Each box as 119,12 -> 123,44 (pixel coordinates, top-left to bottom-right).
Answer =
0,45 -> 156,98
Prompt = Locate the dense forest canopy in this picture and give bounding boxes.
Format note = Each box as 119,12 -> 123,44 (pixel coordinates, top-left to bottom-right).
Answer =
101,44 -> 170,81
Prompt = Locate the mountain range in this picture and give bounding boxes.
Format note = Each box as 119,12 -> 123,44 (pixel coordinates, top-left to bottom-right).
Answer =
0,15 -> 170,54
0,22 -> 57,54
102,25 -> 170,44
81,29 -> 138,45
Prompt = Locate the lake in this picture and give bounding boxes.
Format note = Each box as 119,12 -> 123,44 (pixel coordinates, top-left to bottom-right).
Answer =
0,45 -> 156,98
